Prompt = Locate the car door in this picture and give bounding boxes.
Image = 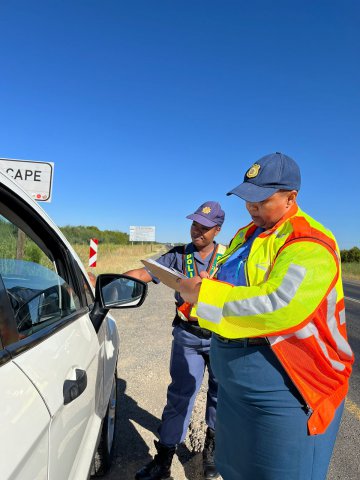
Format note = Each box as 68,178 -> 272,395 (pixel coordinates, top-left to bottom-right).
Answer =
0,180 -> 103,480
13,313 -> 100,480
0,347 -> 49,480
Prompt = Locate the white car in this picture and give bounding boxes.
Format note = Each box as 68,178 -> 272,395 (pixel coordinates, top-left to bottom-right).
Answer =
0,169 -> 147,479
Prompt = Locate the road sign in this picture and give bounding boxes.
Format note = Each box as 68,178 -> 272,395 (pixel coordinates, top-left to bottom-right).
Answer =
129,226 -> 156,242
0,158 -> 54,202
89,238 -> 98,267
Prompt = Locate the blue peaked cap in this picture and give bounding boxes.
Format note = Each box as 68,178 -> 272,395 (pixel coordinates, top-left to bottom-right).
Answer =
227,152 -> 301,202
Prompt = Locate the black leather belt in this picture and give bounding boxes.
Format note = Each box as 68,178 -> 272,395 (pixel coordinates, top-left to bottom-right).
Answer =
178,319 -> 212,339
215,335 -> 269,347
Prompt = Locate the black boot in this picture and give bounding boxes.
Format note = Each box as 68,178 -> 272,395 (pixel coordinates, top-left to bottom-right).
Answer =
203,428 -> 219,480
135,440 -> 176,480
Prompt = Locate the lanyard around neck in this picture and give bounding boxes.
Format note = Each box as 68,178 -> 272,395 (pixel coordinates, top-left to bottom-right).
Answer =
183,244 -> 220,278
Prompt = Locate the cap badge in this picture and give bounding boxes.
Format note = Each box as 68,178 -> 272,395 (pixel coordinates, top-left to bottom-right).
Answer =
202,206 -> 211,214
246,163 -> 261,178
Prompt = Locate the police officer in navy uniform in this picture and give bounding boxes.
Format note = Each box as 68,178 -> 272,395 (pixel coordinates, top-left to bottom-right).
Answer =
124,201 -> 226,480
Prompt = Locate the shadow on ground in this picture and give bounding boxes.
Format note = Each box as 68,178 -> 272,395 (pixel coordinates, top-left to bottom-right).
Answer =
107,378 -> 200,480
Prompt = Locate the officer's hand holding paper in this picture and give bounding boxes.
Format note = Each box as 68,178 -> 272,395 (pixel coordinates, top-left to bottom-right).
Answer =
141,258 -> 188,291
176,271 -> 208,304
141,259 -> 208,297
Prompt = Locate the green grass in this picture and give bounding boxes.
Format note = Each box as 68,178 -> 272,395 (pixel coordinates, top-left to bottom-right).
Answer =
341,263 -> 360,281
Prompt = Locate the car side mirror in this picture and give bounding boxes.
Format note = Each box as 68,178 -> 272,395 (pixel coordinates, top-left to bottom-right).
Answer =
96,274 -> 148,309
90,274 -> 148,332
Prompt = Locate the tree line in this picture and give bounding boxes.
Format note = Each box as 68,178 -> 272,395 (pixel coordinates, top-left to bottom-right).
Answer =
0,221 -> 131,248
60,225 -> 130,244
340,247 -> 360,263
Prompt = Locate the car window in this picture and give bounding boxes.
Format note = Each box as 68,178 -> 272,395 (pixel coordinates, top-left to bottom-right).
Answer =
82,272 -> 95,307
0,214 -> 81,340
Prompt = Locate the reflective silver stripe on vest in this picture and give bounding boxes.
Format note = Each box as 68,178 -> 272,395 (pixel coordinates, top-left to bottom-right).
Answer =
267,292 -> 351,372
327,289 -> 353,359
339,308 -> 346,325
268,334 -> 291,346
197,303 -> 222,324
223,264 -> 306,318
294,321 -> 345,372
197,264 -> 306,325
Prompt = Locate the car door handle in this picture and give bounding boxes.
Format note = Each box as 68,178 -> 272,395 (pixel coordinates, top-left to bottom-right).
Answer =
63,368 -> 88,405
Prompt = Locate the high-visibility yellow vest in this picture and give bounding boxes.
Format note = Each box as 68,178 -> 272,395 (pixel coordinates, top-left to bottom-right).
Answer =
196,204 -> 354,434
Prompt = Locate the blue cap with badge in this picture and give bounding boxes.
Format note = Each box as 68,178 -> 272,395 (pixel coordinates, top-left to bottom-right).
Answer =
186,201 -> 225,227
227,152 -> 301,203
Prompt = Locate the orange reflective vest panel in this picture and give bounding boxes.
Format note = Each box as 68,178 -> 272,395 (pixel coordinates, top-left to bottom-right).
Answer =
195,205 -> 354,434
177,243 -> 226,321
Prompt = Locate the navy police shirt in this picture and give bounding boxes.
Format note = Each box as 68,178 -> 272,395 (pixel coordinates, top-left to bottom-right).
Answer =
148,242 -> 219,307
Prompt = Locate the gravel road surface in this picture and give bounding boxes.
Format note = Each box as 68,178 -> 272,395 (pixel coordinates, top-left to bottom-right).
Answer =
105,281 -> 210,480
103,281 -> 357,480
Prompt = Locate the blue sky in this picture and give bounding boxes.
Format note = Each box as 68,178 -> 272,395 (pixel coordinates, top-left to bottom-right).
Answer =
0,1 -> 359,249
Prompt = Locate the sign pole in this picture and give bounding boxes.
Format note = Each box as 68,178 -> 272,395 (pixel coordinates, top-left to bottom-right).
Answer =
16,230 -> 26,260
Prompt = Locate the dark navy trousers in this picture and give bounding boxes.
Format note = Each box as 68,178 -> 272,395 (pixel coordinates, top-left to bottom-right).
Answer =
158,324 -> 218,446
211,335 -> 344,480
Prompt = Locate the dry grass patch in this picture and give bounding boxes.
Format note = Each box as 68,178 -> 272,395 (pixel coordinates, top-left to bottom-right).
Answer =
341,263 -> 360,281
73,243 -> 167,275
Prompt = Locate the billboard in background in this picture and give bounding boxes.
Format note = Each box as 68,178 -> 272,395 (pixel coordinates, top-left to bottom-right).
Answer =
129,226 -> 156,242
0,158 -> 54,202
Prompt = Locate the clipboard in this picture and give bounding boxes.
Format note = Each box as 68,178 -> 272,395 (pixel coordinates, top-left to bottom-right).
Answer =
141,258 -> 186,291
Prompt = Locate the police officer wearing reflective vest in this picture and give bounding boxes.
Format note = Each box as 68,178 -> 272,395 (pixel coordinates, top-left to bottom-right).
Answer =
177,153 -> 354,480
124,201 -> 226,480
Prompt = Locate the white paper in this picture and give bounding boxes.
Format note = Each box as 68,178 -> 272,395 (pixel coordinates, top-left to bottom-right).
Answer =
142,258 -> 187,279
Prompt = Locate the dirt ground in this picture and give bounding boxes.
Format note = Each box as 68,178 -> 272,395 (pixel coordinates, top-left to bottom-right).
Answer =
104,281 -> 212,480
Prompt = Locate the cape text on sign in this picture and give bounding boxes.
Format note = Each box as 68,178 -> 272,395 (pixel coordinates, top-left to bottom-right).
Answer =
5,168 -> 42,182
